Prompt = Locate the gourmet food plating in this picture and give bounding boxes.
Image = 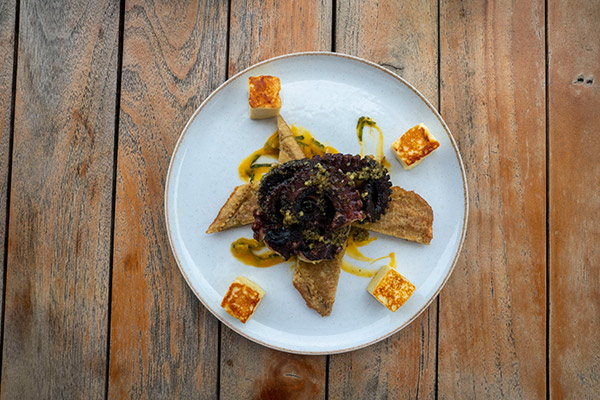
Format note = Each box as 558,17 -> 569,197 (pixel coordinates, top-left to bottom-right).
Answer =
208,75 -> 440,321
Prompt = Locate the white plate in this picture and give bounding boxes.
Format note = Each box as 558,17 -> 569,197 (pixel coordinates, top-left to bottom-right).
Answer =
165,52 -> 467,354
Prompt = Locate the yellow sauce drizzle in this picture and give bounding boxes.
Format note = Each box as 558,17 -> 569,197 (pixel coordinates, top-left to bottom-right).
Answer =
238,131 -> 279,182
238,126 -> 337,183
356,116 -> 391,169
230,238 -> 288,267
345,236 -> 378,261
389,252 -> 397,269
341,230 -> 396,278
291,125 -> 338,157
231,233 -> 396,275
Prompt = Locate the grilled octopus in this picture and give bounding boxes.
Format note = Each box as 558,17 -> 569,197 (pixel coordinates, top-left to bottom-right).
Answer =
252,153 -> 392,261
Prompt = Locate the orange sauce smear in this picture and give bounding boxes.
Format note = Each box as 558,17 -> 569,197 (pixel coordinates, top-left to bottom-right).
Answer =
238,126 -> 338,182
230,238 -> 288,268
341,232 -> 396,278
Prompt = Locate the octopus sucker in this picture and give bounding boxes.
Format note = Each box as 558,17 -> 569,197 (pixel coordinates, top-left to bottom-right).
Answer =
252,154 -> 392,262
313,153 -> 392,223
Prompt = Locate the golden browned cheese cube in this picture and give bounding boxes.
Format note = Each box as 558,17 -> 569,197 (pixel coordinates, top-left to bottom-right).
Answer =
391,123 -> 440,169
367,266 -> 415,312
248,75 -> 281,119
221,276 -> 265,323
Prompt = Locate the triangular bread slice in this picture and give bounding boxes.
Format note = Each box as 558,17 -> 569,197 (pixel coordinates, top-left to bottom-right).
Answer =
206,181 -> 259,233
278,115 -> 305,163
361,186 -> 433,244
292,242 -> 346,317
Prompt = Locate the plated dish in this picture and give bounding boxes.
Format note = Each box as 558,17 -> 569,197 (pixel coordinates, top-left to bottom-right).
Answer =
165,52 -> 468,354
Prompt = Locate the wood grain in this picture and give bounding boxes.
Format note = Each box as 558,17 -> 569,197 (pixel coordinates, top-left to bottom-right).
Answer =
548,0 -> 600,398
228,0 -> 332,77
221,329 -> 327,400
0,1 -> 120,398
0,0 -> 16,375
330,0 -> 438,398
220,1 -> 331,398
438,1 -> 546,398
107,1 -> 228,398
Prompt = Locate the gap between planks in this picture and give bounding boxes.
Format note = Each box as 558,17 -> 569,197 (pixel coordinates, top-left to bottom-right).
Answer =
104,0 -> 126,398
544,0 -> 550,398
0,0 -> 21,386
435,0 -> 441,398
217,1 -> 233,399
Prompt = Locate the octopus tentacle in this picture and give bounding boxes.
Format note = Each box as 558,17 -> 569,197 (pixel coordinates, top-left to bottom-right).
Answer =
252,154 -> 391,261
313,153 -> 392,222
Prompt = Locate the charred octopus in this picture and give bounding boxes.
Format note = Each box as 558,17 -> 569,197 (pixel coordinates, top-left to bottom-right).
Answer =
252,153 -> 392,261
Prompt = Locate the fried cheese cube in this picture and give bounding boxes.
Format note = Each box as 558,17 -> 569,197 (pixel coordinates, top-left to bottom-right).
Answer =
391,123 -> 440,170
248,75 -> 281,119
367,266 -> 415,312
221,276 -> 265,323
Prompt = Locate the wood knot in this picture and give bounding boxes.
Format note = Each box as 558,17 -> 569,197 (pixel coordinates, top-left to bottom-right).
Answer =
572,74 -> 594,86
254,353 -> 321,400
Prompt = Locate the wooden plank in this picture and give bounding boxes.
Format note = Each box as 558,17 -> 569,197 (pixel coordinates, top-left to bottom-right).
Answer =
220,1 -> 331,398
228,0 -> 333,77
548,0 -> 600,397
107,1 -> 227,398
329,1 -> 438,398
0,0 -> 16,374
0,1 -> 120,398
438,1 -> 546,398
220,330 -> 328,400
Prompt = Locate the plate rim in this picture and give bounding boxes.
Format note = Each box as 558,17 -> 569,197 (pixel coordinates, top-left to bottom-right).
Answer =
164,51 -> 469,355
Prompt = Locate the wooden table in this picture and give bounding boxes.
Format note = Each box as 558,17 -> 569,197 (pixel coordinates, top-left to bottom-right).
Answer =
0,0 -> 598,398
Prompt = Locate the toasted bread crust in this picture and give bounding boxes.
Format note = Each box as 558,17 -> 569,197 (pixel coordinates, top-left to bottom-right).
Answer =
292,243 -> 345,317
362,186 -> 433,244
206,182 -> 259,233
277,115 -> 305,163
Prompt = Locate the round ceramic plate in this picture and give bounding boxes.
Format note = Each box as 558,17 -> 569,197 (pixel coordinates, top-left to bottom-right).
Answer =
165,52 -> 467,354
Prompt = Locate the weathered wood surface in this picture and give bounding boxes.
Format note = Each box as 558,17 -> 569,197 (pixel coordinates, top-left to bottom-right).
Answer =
228,0 -> 333,78
548,0 -> 600,398
219,1 -> 332,399
0,0 -> 16,374
107,1 -> 227,398
0,1 -> 120,398
221,329 -> 327,400
438,1 -> 547,398
0,0 -> 598,398
330,0 -> 438,398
